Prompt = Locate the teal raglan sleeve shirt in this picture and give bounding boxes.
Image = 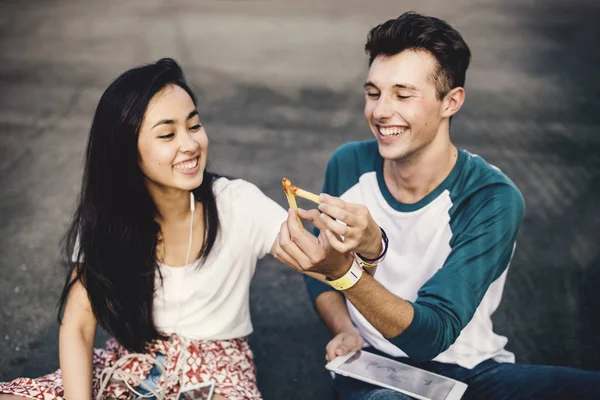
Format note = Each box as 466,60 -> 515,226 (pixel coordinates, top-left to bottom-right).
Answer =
304,144 -> 525,362
389,184 -> 525,362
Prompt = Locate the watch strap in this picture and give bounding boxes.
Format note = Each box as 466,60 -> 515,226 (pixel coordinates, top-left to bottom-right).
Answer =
326,258 -> 363,291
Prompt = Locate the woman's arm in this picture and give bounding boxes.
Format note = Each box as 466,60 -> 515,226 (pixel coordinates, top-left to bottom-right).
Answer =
59,273 -> 97,399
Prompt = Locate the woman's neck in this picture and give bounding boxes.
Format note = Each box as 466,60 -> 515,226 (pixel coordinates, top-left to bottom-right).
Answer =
147,184 -> 193,224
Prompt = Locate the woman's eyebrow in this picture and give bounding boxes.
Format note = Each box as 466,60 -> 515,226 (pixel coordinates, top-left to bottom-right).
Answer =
152,110 -> 198,130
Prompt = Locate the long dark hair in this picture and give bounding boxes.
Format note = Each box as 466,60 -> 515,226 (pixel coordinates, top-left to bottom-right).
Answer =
58,58 -> 219,352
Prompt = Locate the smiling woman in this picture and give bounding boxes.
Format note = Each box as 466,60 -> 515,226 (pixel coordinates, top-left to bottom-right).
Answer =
0,58 -> 288,400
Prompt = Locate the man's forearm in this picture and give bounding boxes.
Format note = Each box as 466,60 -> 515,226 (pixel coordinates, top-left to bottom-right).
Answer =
314,291 -> 359,336
344,272 -> 414,338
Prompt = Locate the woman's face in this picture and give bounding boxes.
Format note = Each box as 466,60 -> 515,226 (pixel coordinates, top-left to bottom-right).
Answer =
137,84 -> 208,194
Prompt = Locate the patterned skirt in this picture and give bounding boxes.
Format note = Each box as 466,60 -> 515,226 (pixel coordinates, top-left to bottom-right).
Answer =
0,334 -> 262,400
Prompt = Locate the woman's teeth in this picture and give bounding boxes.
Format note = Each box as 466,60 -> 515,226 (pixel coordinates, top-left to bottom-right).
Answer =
379,127 -> 406,136
173,158 -> 198,171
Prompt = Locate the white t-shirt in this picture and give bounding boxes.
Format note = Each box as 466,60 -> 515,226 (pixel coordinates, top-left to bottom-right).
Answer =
153,177 -> 287,340
74,177 -> 287,340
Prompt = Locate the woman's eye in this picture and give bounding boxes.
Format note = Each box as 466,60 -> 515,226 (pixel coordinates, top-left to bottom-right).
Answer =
398,95 -> 410,99
190,124 -> 202,131
158,133 -> 174,139
367,93 -> 380,99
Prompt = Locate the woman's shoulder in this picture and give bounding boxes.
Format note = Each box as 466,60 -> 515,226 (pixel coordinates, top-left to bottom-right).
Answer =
212,176 -> 260,198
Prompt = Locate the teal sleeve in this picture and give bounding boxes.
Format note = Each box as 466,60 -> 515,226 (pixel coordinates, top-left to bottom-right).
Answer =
389,184 -> 525,362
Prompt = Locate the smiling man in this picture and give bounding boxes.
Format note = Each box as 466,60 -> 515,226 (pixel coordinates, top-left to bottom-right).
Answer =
274,11 -> 600,400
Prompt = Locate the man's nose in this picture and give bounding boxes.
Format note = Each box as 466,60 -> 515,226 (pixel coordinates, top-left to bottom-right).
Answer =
373,96 -> 394,120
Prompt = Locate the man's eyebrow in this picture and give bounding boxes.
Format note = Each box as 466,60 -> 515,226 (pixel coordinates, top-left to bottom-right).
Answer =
363,82 -> 419,91
393,83 -> 418,91
152,110 -> 198,130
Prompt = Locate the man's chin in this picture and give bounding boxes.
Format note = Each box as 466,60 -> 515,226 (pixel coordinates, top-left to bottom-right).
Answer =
377,143 -> 412,162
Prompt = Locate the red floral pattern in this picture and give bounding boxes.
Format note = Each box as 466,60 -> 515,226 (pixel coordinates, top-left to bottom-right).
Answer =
0,335 -> 261,400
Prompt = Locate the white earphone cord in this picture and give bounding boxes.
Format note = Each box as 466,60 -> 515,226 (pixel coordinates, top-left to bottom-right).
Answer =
185,191 -> 195,266
97,192 -> 196,399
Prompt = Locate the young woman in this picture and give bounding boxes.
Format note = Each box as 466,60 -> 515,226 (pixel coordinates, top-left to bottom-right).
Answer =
0,58 -> 288,400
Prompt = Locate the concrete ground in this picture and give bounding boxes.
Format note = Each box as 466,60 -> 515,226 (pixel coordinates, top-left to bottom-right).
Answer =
1,0 -> 599,398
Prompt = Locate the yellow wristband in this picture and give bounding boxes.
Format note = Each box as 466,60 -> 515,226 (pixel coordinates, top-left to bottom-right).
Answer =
326,258 -> 363,291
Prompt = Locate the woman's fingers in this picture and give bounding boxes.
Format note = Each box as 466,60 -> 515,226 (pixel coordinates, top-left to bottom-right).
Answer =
277,218 -> 313,270
297,208 -> 328,232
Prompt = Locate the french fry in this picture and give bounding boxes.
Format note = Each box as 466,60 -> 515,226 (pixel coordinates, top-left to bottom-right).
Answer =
282,179 -> 330,285
282,177 -> 323,230
282,178 -> 303,229
291,186 -> 321,204
283,177 -> 321,204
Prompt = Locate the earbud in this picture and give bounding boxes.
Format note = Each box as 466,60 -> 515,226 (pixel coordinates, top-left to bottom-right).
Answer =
189,191 -> 195,211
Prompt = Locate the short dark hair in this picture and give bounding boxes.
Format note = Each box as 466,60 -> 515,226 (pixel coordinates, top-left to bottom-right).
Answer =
365,12 -> 471,99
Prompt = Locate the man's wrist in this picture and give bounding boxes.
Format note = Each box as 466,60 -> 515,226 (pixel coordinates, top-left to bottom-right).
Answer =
359,230 -> 383,260
357,227 -> 388,263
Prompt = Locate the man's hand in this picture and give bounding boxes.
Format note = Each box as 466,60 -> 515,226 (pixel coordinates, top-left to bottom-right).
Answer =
274,208 -> 353,279
318,194 -> 382,259
325,329 -> 364,362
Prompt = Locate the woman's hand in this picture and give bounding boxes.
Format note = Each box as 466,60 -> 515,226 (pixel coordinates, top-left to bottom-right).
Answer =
273,208 -> 353,280
317,194 -> 382,259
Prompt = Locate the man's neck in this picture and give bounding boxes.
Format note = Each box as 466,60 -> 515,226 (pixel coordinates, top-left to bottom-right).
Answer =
383,135 -> 458,205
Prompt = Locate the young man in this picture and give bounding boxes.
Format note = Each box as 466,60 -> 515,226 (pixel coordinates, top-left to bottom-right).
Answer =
274,11 -> 600,400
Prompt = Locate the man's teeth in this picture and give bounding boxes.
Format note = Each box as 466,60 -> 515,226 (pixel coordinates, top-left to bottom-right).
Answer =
379,127 -> 406,136
174,158 -> 198,171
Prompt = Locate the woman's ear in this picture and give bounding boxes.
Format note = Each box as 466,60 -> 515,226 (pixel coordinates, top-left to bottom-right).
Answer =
441,87 -> 465,118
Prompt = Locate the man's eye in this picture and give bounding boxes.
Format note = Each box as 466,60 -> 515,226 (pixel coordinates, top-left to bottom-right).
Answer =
158,133 -> 174,139
367,93 -> 380,99
190,124 -> 202,131
398,95 -> 410,99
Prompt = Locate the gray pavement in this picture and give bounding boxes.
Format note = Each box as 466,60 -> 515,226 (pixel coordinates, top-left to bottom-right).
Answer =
1,0 -> 599,399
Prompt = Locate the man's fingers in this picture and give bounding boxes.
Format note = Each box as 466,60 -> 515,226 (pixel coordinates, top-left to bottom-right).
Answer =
319,193 -> 349,209
341,333 -> 361,351
318,203 -> 358,227
319,212 -> 350,238
335,345 -> 348,356
325,229 -> 350,254
320,193 -> 366,214
326,338 -> 344,362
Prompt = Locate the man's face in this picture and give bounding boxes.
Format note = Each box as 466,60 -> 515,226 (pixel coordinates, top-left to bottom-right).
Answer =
364,50 -> 446,161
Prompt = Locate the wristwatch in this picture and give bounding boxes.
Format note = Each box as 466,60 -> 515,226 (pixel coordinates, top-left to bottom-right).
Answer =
326,257 -> 364,291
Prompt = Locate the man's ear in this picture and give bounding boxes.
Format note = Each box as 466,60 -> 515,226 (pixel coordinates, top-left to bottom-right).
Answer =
441,87 -> 465,118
